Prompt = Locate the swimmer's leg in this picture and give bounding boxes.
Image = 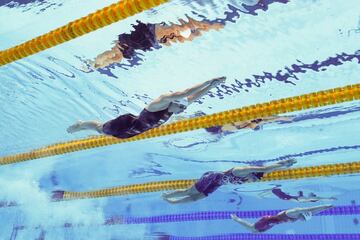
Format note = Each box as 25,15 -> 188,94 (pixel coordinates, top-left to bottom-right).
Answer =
285,204 -> 333,218
162,186 -> 205,203
163,195 -> 201,204
230,214 -> 257,233
162,186 -> 200,199
67,120 -> 104,134
163,191 -> 205,204
162,189 -> 191,199
258,189 -> 272,198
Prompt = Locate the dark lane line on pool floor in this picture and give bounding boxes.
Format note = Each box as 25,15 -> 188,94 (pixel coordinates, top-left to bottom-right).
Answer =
147,144 -> 360,165
204,50 -> 360,101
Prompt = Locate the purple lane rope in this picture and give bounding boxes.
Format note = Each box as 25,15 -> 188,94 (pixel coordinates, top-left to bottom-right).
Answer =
104,205 -> 360,225
165,233 -> 360,240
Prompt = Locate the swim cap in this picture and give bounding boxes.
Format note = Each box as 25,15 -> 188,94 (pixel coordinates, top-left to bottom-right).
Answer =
173,98 -> 189,107
253,172 -> 265,180
179,28 -> 192,38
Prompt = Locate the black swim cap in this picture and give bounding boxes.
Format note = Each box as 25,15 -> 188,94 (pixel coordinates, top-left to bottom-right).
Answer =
253,172 -> 265,180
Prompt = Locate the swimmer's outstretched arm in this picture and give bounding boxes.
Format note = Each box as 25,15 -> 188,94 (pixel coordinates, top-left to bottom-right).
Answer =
230,214 -> 258,233
147,77 -> 225,111
303,204 -> 333,215
260,115 -> 294,122
67,120 -> 104,134
285,204 -> 333,218
314,196 -> 337,201
297,196 -> 337,203
187,77 -> 225,103
165,76 -> 225,101
232,159 -> 297,175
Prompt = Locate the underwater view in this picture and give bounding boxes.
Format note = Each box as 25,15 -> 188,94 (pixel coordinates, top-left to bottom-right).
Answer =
0,0 -> 360,239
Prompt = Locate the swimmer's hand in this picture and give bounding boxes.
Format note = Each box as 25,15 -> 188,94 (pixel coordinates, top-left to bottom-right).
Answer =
230,214 -> 239,221
67,121 -> 83,133
210,76 -> 226,87
211,22 -> 225,31
278,158 -> 297,167
81,60 -> 95,72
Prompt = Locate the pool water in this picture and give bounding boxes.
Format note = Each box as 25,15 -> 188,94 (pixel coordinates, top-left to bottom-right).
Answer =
0,0 -> 360,239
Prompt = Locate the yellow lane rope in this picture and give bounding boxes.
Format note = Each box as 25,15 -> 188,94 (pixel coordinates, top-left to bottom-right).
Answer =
1,84 -> 359,165
0,0 -> 169,66
60,161 -> 360,200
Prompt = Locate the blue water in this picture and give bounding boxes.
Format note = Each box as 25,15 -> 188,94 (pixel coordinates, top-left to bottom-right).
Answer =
0,0 -> 360,239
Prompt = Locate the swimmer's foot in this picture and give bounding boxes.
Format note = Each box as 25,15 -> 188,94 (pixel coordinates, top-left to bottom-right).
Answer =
162,197 -> 178,204
210,77 -> 226,88
67,121 -> 84,133
162,192 -> 173,199
161,193 -> 178,203
80,59 -> 95,73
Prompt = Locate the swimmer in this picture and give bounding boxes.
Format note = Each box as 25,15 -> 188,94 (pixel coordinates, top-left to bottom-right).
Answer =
260,187 -> 337,203
67,77 -> 226,138
162,158 -> 296,204
86,17 -> 224,70
230,204 -> 333,233
205,116 -> 294,134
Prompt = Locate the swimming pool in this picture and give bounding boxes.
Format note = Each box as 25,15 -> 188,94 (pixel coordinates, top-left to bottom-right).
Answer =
0,0 -> 360,239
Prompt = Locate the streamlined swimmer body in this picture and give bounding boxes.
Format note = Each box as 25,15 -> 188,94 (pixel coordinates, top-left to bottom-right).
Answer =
231,204 -> 333,233
205,116 -> 294,134
87,18 -> 223,70
67,77 -> 226,138
162,159 -> 296,204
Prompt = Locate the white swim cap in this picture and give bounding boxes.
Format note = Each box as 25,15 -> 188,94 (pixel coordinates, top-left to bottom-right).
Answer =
179,28 -> 192,38
173,98 -> 189,107
301,212 -> 313,221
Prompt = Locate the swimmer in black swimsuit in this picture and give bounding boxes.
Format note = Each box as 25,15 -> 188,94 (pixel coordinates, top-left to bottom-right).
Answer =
162,158 -> 296,204
231,204 -> 333,233
67,77 -> 226,138
87,18 -> 223,70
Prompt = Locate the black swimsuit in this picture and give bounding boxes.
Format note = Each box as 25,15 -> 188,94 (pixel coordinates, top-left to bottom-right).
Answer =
272,188 -> 301,201
194,170 -> 264,196
102,108 -> 173,139
117,21 -> 158,59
